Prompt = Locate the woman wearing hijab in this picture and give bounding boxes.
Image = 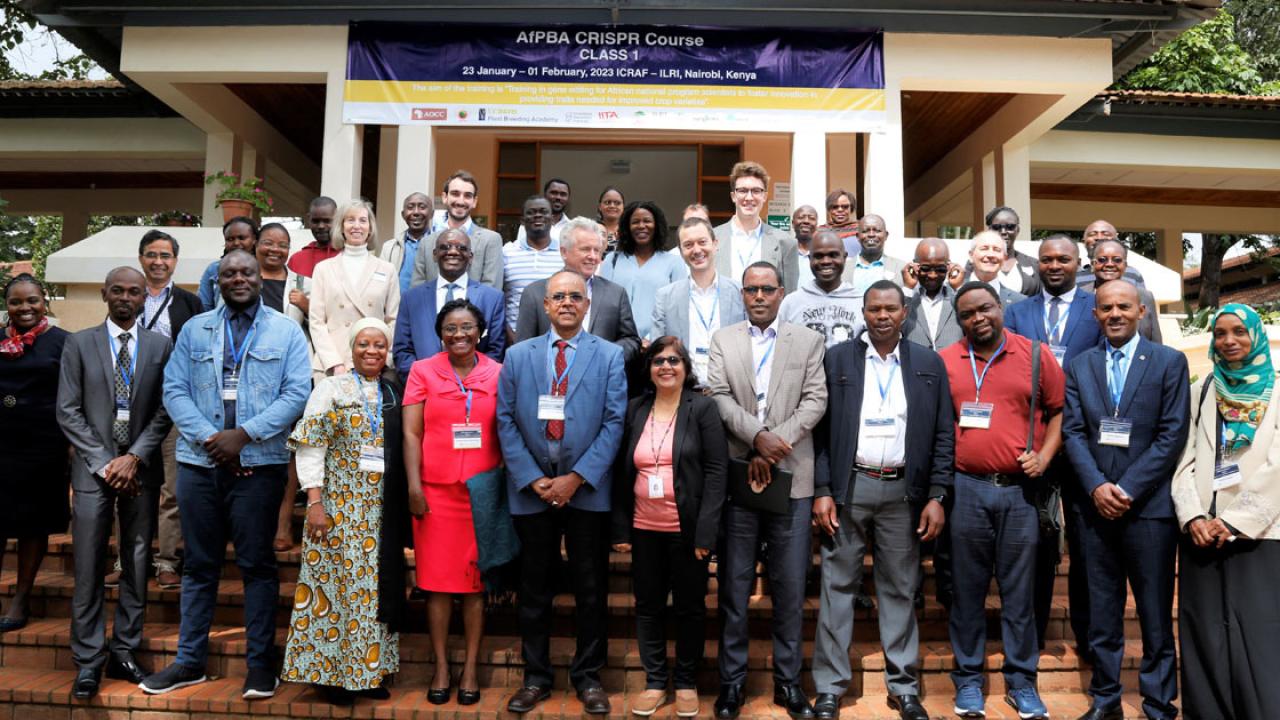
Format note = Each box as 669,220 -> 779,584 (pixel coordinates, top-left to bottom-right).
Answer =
1172,303 -> 1280,719
280,318 -> 409,705
0,274 -> 71,632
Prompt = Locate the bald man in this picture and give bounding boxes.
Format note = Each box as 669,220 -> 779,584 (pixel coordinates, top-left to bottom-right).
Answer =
1077,220 -> 1145,289
57,267 -> 175,699
903,238 -> 962,352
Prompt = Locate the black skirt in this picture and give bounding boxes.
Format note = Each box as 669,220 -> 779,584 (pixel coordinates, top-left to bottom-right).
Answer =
0,328 -> 71,539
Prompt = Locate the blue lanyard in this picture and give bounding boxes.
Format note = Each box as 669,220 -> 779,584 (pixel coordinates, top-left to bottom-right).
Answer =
872,355 -> 899,406
690,282 -> 720,333
224,316 -> 255,370
355,375 -> 383,439
735,223 -> 764,272
967,335 -> 1008,401
550,341 -> 576,392
452,357 -> 477,422
109,331 -> 139,389
754,334 -> 776,378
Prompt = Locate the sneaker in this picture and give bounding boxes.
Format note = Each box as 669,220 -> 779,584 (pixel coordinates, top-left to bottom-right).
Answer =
675,689 -> 699,717
1004,687 -> 1048,720
139,663 -> 207,695
953,685 -> 985,718
155,564 -> 181,589
632,688 -> 666,716
104,558 -> 122,588
242,667 -> 279,700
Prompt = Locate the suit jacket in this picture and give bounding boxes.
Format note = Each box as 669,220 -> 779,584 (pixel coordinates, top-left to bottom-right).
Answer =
1078,280 -> 1162,344
904,285 -> 963,352
814,338 -> 954,506
408,225 -> 504,291
650,276 -> 746,346
309,255 -> 401,372
497,331 -> 628,515
707,320 -> 828,497
713,220 -> 800,292
1063,338 -> 1189,519
55,324 -> 174,490
392,278 -> 505,376
1173,378 -> 1280,540
515,275 -> 642,363
611,390 -> 729,549
1004,289 -> 1102,370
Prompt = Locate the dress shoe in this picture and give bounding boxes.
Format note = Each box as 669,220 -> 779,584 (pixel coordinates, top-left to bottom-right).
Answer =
578,686 -> 611,715
319,685 -> 354,706
72,668 -> 101,700
853,592 -> 875,610
156,568 -> 182,590
1077,705 -> 1124,720
888,693 -> 929,720
714,683 -> 744,719
105,655 -> 150,684
427,685 -> 452,705
773,683 -> 815,720
0,616 -> 28,633
507,685 -> 551,714
457,686 -> 481,706
813,692 -> 840,719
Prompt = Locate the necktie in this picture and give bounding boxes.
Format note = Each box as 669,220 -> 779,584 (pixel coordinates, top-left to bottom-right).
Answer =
113,332 -> 132,446
545,340 -> 568,440
445,282 -> 458,303
1109,349 -> 1125,410
1048,296 -> 1062,344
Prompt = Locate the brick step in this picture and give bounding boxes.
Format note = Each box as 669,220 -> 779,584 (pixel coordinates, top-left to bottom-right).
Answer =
0,649 -> 1157,717
3,570 -> 1119,644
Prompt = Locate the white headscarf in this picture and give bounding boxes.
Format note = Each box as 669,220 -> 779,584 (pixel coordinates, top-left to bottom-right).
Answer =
348,317 -> 392,349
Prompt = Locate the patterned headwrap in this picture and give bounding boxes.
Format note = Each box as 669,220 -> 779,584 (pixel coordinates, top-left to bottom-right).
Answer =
1209,303 -> 1275,452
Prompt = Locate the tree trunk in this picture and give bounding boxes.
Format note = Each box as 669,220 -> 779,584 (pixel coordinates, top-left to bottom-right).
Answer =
1197,233 -> 1238,310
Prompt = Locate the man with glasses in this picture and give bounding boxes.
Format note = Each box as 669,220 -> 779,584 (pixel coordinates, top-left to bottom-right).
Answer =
497,269 -> 627,716
819,188 -> 861,257
410,170 -> 504,291
1076,219 -> 1146,289
392,228 -> 505,377
903,237 -> 963,352
1079,240 -> 1161,342
707,261 -> 827,719
714,161 -> 799,292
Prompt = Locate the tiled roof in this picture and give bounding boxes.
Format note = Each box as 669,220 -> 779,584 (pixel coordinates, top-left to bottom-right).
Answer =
0,80 -> 123,90
1183,246 -> 1280,280
1104,90 -> 1280,109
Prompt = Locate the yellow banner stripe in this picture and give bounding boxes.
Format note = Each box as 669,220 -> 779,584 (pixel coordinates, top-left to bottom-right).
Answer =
345,80 -> 884,113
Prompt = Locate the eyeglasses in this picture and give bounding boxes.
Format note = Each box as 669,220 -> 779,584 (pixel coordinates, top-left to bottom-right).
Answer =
549,292 -> 586,304
743,285 -> 780,296
650,356 -> 682,367
989,223 -> 1018,233
142,252 -> 175,260
733,187 -> 767,197
435,243 -> 472,254
1093,255 -> 1125,266
829,203 -> 852,211
442,323 -> 478,334
917,264 -> 949,275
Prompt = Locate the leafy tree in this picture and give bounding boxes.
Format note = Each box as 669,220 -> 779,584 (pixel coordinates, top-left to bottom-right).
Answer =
1227,0 -> 1280,89
1117,10 -> 1262,94
1,0 -> 98,81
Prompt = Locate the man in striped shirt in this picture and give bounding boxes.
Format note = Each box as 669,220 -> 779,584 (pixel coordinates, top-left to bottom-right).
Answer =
503,195 -> 561,346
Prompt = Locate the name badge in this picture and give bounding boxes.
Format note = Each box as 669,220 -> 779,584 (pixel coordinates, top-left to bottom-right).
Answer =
222,372 -> 239,402
115,407 -> 131,423
862,416 -> 897,438
372,271 -> 388,283
694,347 -> 709,355
959,401 -> 994,429
647,474 -> 664,499
1099,418 -> 1133,447
451,423 -> 482,450
537,394 -> 565,421
358,444 -> 385,473
1050,345 -> 1068,365
693,356 -> 709,382
1213,463 -> 1243,491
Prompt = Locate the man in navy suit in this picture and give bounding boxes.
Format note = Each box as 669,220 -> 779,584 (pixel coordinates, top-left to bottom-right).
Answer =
392,227 -> 505,376
1062,281 -> 1188,720
496,269 -> 627,716
1003,233 -> 1102,658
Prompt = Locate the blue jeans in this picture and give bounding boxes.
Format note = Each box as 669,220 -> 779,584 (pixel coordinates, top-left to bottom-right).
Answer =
948,473 -> 1040,691
175,462 -> 286,672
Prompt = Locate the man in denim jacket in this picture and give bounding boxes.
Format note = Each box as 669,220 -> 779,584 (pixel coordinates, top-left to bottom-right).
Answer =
142,250 -> 311,700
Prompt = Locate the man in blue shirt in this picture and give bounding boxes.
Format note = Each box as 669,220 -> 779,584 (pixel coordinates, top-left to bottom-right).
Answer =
144,249 -> 311,701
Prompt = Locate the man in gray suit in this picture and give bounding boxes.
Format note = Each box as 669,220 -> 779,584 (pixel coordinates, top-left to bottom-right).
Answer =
651,216 -> 746,383
56,267 -> 173,699
1079,239 -> 1162,343
516,217 -> 641,363
409,170 -> 504,290
847,214 -> 907,294
713,161 -> 799,292
903,238 -> 963,352
708,261 -> 827,720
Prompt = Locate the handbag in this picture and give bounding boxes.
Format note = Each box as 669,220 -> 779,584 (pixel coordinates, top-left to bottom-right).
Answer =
1028,340 -> 1063,536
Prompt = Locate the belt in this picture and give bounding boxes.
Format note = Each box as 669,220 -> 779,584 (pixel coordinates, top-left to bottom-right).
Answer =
967,472 -> 1027,487
855,463 -> 903,480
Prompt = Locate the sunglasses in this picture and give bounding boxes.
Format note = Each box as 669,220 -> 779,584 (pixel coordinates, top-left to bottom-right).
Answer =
650,356 -> 683,367
743,285 -> 780,296
990,223 -> 1018,233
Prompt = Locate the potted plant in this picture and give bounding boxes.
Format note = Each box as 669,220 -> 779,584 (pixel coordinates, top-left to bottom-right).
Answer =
152,210 -> 201,227
204,171 -> 275,222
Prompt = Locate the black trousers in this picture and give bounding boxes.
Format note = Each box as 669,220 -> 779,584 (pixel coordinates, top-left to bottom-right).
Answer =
631,528 -> 709,690
1180,537 -> 1280,720
1033,470 -> 1090,656
513,508 -> 610,691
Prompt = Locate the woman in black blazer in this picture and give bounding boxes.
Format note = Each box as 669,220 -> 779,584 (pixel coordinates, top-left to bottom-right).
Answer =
612,336 -> 727,718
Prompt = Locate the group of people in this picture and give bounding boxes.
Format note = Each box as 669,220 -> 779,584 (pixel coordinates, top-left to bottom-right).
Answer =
0,159 -> 1275,720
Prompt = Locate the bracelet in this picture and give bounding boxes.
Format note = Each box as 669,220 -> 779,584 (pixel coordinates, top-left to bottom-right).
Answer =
306,499 -> 323,510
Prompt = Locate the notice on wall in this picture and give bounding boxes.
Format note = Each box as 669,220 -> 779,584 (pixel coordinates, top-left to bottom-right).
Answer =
344,23 -> 884,132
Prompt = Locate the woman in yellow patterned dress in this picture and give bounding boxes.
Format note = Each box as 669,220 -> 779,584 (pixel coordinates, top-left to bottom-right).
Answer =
280,318 -> 406,705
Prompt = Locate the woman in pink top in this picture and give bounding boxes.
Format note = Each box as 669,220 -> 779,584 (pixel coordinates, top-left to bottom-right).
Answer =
611,336 -> 729,718
403,299 -> 502,707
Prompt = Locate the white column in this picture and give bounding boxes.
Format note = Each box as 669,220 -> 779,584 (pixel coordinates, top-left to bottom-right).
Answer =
240,143 -> 265,183
980,152 -> 998,216
202,132 -> 237,223
377,126 -> 401,237
395,124 -> 434,230
863,79 -> 905,240
1002,143 -> 1032,241
320,30 -> 363,203
790,128 -> 828,224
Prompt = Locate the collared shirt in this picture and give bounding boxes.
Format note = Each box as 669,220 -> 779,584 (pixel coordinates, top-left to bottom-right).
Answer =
142,282 -> 174,339
106,317 -> 138,375
398,231 -> 428,293
286,241 -> 339,279
688,274 -> 721,381
430,212 -> 475,235
749,319 -> 779,422
1042,285 -> 1078,343
503,235 -> 562,331
856,334 -> 908,468
996,265 -> 1023,295
851,255 -> 889,295
797,247 -> 814,286
729,216 -> 765,284
939,330 -> 1066,475
436,272 -> 469,311
919,288 -> 948,344
222,302 -> 260,430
